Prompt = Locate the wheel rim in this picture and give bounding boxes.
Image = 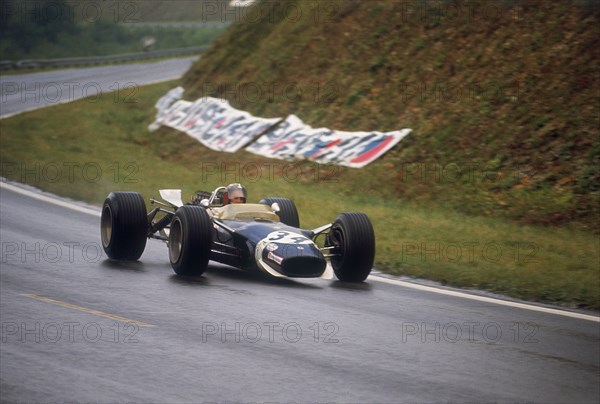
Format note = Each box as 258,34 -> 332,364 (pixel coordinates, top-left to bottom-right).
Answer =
327,226 -> 345,268
169,217 -> 183,264
101,205 -> 113,248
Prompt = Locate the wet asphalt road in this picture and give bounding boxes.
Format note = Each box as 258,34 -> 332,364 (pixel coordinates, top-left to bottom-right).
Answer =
0,57 -> 197,118
1,183 -> 599,404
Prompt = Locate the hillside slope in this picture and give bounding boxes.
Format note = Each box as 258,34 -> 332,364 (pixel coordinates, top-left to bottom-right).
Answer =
181,0 -> 599,229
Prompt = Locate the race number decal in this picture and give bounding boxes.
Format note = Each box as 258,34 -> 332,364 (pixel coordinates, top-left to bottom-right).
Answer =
266,231 -> 312,245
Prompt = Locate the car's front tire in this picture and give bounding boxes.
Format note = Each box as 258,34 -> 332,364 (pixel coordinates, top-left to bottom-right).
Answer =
169,206 -> 212,276
259,197 -> 300,227
101,192 -> 147,260
326,212 -> 375,282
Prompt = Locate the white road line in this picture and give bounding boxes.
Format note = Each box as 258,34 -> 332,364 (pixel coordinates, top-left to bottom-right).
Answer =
2,180 -> 598,323
368,275 -> 599,322
0,181 -> 101,217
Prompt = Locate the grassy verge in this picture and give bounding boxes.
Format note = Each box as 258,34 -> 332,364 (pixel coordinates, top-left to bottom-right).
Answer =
182,0 -> 600,230
1,81 -> 598,309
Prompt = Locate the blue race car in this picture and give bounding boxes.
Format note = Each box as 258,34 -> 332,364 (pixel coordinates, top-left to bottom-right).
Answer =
100,184 -> 375,282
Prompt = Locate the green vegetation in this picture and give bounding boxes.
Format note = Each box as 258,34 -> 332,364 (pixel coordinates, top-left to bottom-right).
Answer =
0,82 -> 598,309
183,0 -> 600,231
0,24 -> 224,59
0,0 -> 226,60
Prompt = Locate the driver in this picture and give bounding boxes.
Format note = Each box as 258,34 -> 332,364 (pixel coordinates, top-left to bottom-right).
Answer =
226,183 -> 247,204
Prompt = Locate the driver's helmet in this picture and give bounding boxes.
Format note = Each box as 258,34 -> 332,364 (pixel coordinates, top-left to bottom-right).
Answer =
225,183 -> 247,204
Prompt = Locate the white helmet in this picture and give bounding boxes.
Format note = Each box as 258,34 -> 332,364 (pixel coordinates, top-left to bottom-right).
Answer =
226,183 -> 247,203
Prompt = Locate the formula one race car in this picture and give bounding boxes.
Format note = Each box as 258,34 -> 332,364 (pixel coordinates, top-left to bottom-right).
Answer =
100,185 -> 375,282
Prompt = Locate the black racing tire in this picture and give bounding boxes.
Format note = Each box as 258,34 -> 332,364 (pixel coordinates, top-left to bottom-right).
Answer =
169,206 -> 212,276
101,192 -> 147,260
326,213 -> 375,282
259,197 -> 300,228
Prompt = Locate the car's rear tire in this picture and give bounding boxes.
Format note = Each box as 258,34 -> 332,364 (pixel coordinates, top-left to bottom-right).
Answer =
326,212 -> 375,282
259,197 -> 300,227
169,206 -> 212,276
101,192 -> 147,260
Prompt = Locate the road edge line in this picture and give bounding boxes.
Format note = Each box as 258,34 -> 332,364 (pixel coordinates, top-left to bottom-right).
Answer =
368,275 -> 600,322
0,181 -> 101,217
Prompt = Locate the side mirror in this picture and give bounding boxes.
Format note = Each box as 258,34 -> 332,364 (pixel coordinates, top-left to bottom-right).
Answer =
200,199 -> 210,207
271,202 -> 280,213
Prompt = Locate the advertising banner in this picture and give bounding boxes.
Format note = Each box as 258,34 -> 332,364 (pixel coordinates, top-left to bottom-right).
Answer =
151,88 -> 411,167
151,90 -> 281,152
246,115 -> 412,168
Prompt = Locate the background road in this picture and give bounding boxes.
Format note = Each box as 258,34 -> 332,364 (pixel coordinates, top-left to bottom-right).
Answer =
0,57 -> 196,118
1,182 -> 599,403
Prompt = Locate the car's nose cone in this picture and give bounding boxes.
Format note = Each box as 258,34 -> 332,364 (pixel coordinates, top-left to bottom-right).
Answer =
280,254 -> 327,277
256,239 -> 326,278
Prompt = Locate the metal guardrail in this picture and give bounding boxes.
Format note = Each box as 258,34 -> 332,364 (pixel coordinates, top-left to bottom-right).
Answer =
122,22 -> 231,29
0,46 -> 208,71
